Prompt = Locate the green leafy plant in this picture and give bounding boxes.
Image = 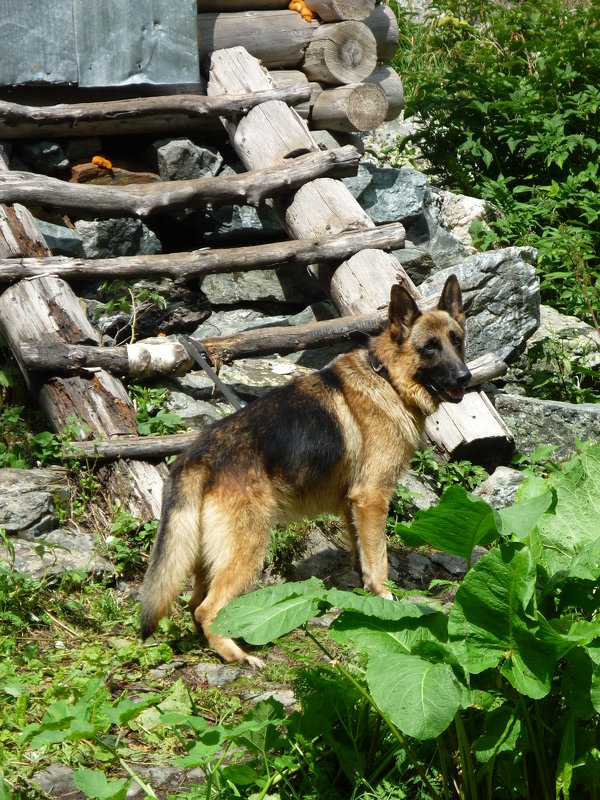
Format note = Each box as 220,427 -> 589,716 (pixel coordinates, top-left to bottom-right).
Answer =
128,384 -> 186,436
94,280 -> 167,344
213,442 -> 600,799
524,338 -> 600,403
410,446 -> 488,493
106,507 -> 157,575
392,0 -> 600,322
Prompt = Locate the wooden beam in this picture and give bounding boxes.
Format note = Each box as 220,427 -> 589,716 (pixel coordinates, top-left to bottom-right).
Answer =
0,84 -> 311,139
0,145 -> 360,217
0,222 -> 406,283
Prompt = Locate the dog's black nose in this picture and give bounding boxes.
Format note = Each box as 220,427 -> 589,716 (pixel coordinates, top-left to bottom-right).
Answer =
456,365 -> 471,386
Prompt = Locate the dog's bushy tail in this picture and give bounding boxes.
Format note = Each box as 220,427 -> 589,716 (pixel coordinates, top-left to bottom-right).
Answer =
140,466 -> 204,639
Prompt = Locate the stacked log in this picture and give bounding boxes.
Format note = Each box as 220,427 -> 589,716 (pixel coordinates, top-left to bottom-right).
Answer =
196,3 -> 402,132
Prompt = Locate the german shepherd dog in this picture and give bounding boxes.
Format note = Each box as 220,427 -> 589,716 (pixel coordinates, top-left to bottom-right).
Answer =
140,275 -> 470,667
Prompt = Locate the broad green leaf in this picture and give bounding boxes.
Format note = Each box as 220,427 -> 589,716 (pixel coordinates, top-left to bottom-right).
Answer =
220,764 -> 260,787
73,769 -> 129,800
555,712 -> 575,800
588,644 -> 600,713
561,648 -> 595,719
213,578 -> 326,644
394,486 -> 499,565
326,588 -> 439,620
366,652 -> 461,740
174,729 -> 224,766
567,537 -> 600,581
105,694 -> 160,725
328,607 -> 448,658
448,543 -> 557,698
473,704 -> 523,764
536,445 -> 600,574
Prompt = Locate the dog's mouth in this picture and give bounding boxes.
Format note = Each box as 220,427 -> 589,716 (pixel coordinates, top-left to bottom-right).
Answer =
424,380 -> 466,404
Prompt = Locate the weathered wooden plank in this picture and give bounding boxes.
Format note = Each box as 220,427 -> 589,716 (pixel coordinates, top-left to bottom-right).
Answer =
0,146 -> 360,217
0,222 -> 406,283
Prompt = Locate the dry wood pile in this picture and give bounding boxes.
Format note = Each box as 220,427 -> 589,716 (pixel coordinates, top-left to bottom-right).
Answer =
0,3 -> 514,517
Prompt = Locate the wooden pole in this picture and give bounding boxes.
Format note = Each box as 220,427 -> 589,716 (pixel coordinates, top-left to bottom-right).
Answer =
0,85 -> 311,139
310,82 -> 387,132
0,222 -> 406,284
0,146 -> 360,218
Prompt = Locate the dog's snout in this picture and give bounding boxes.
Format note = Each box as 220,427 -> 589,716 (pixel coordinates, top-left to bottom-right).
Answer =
456,364 -> 471,386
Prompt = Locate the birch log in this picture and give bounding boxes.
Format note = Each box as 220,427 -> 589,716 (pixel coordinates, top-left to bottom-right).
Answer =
303,0 -> 376,21
198,9 -> 397,67
0,146 -> 360,217
363,3 -> 400,61
365,66 -> 404,120
207,47 -> 514,468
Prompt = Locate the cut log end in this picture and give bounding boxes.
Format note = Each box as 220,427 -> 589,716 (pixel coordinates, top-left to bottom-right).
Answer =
311,82 -> 387,132
302,21 -> 377,84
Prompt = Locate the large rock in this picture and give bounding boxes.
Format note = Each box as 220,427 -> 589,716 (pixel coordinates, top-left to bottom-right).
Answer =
18,140 -> 69,176
74,218 -> 162,258
418,247 -> 540,362
148,137 -> 223,181
494,394 -> 600,460
399,210 -> 471,281
33,218 -> 84,257
198,266 -> 325,307
425,187 -> 495,251
3,527 -> 114,579
0,468 -> 71,536
342,162 -> 427,223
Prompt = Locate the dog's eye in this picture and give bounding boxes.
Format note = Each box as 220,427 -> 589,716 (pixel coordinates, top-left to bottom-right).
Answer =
450,331 -> 463,351
423,338 -> 440,355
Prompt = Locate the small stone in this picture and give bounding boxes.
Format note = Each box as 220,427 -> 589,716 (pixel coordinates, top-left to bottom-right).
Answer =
19,140 -> 69,175
406,552 -> 433,581
195,662 -> 242,687
74,218 -> 162,258
474,466 -> 527,509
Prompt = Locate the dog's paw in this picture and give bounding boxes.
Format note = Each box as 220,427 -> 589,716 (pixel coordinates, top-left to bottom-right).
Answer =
378,588 -> 394,601
244,654 -> 266,670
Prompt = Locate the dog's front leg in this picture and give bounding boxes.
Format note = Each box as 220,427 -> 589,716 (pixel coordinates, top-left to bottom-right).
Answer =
345,489 -> 393,600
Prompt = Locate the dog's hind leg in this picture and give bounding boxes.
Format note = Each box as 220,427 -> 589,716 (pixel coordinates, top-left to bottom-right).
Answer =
188,562 -> 208,627
345,488 -> 393,600
193,495 -> 274,668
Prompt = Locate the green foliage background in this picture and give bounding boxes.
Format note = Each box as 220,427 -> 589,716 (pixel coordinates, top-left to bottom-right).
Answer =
393,0 -> 600,321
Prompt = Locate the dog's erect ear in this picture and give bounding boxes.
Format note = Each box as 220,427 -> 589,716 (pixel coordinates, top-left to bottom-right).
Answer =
388,284 -> 421,342
438,274 -> 465,329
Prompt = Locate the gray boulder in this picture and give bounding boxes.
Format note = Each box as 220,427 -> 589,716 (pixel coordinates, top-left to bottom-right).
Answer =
473,466 -> 527,509
19,140 -> 69,175
418,247 -> 540,362
148,137 -> 223,181
74,218 -> 162,258
34,218 -> 84,257
3,527 -> 114,579
0,468 -> 70,536
494,394 -> 600,460
198,265 -> 325,307
343,162 -> 427,223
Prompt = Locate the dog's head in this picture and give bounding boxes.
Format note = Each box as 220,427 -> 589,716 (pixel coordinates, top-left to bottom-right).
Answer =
386,275 -> 471,405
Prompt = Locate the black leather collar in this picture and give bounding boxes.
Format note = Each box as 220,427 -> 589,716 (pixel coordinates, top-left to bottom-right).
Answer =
368,350 -> 392,384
